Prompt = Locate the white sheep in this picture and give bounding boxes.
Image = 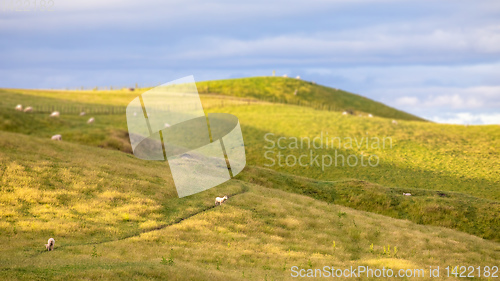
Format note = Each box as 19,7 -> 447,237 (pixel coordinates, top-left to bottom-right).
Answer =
15,104 -> 23,111
80,112 -> 86,116
45,238 -> 55,251
342,111 -> 348,115
392,120 -> 398,125
215,196 -> 228,206
368,114 -> 373,118
282,74 -> 288,78
24,106 -> 33,113
51,134 -> 62,141
296,75 -> 301,79
87,117 -> 95,124
403,192 -> 411,196
164,123 -> 171,128
50,111 -> 60,117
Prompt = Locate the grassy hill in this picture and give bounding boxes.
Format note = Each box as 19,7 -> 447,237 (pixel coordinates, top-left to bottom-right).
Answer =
0,83 -> 498,280
197,77 -> 426,121
0,131 -> 499,280
2,77 -> 426,121
232,104 -> 499,201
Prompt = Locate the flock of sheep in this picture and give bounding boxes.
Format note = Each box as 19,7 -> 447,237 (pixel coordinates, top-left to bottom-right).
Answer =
281,74 -> 301,79
17,102 -> 233,251
15,104 -> 95,141
341,110 -> 399,125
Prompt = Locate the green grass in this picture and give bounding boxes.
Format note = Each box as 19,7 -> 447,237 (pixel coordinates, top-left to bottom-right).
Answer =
231,104 -> 500,201
237,166 -> 499,241
0,131 -> 498,280
0,82 -> 498,280
197,77 -> 426,121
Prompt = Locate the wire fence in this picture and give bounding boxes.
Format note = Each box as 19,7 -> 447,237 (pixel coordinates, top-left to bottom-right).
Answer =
29,105 -> 128,115
3,98 -> 267,115
3,94 -> 345,115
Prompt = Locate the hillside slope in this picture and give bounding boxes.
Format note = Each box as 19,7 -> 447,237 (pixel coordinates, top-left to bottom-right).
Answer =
1,76 -> 425,121
197,77 -> 426,121
0,131 -> 498,280
0,89 -> 498,239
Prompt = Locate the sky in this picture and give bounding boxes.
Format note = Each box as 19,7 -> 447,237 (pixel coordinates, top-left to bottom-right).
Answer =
1,0 -> 499,124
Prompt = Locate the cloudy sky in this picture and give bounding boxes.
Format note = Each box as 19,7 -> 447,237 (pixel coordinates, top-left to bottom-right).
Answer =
1,0 -> 499,124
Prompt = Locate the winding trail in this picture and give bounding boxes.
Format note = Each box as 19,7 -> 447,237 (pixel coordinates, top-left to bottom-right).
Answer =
35,182 -> 250,255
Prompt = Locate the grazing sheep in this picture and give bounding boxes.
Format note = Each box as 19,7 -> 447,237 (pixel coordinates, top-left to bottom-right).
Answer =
296,75 -> 301,79
87,117 -> 95,124
80,112 -> 86,116
403,192 -> 411,196
24,106 -> 33,113
50,111 -> 60,117
215,196 -> 228,206
368,114 -> 373,118
342,111 -> 348,115
164,123 -> 171,128
133,112 -> 137,116
45,238 -> 55,251
392,120 -> 398,125
282,74 -> 288,78
15,104 -> 23,111
51,134 -> 62,141
311,81 -> 316,85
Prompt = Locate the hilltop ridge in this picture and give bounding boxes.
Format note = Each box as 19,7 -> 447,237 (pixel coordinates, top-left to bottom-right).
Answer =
196,77 -> 426,121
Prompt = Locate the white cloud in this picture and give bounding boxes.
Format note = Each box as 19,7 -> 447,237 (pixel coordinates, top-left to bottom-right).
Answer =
389,86 -> 500,110
395,96 -> 419,106
0,0 -> 498,126
0,0 -> 397,32
166,24 -> 500,64
427,112 -> 500,125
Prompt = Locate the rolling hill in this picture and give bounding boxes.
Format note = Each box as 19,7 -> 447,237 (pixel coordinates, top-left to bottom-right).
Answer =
196,77 -> 426,121
1,76 -> 426,121
0,80 -> 498,280
0,131 -> 498,280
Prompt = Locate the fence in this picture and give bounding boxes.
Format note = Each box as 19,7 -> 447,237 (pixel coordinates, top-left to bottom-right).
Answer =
4,95 -> 343,115
30,105 -> 127,115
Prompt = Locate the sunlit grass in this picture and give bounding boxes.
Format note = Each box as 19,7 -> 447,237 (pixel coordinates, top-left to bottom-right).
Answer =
2,183 -> 498,280
0,80 -> 498,280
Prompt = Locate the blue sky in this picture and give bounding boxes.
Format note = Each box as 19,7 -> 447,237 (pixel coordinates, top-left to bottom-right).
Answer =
1,0 -> 499,124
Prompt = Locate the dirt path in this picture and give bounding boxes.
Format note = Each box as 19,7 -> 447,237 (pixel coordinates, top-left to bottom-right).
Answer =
35,181 -> 250,255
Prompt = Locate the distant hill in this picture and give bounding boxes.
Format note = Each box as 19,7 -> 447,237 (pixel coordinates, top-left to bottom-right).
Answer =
197,77 -> 426,121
